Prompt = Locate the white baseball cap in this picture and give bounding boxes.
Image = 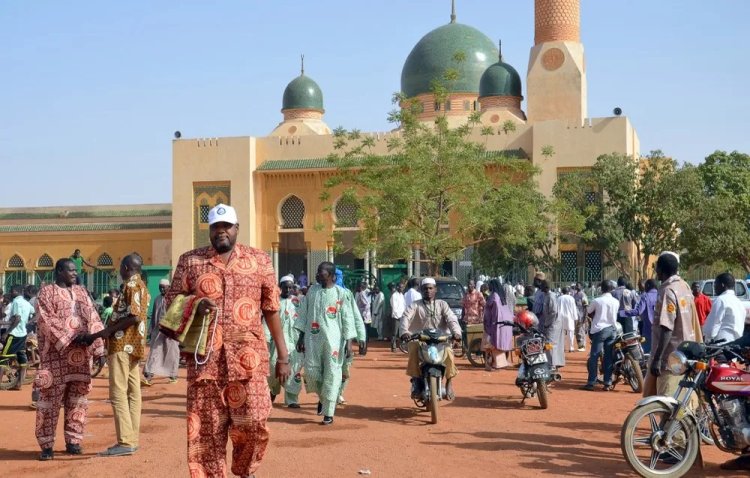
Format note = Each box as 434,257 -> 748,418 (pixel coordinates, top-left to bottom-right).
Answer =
421,277 -> 436,286
208,204 -> 238,226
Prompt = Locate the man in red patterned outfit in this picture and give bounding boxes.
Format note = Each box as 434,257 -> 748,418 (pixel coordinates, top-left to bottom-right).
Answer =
34,258 -> 105,460
165,204 -> 290,478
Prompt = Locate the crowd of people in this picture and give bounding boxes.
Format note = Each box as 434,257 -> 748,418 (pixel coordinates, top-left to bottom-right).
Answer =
3,202 -> 750,474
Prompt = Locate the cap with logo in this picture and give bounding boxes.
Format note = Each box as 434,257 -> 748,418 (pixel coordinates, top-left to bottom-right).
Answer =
208,204 -> 238,226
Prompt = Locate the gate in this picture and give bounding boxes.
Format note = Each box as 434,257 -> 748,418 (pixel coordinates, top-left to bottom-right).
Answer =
4,270 -> 28,290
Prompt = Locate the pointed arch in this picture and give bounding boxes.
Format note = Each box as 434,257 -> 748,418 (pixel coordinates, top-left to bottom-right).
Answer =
334,196 -> 359,229
37,253 -> 54,269
279,195 -> 305,230
97,253 -> 114,267
7,254 -> 25,269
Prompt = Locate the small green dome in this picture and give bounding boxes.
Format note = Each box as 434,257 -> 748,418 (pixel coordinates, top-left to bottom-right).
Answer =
479,59 -> 522,98
282,74 -> 324,111
401,22 -> 498,98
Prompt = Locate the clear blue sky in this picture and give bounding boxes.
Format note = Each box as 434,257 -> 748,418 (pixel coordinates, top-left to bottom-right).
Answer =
1,1 -> 747,207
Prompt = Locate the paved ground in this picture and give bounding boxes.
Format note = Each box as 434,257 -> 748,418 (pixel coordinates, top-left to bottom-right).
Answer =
0,343 -> 745,477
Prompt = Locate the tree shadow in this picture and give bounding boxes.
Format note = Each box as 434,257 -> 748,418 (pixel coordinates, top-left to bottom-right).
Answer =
447,395 -> 532,410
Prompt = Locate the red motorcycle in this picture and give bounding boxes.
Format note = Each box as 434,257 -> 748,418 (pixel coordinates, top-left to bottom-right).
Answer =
621,340 -> 750,478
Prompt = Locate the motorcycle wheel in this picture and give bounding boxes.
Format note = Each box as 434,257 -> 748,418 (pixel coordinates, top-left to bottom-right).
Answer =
398,340 -> 409,354
535,379 -> 549,409
91,357 -> 105,378
466,338 -> 485,368
0,362 -> 20,390
695,400 -> 715,446
429,375 -> 439,424
621,401 -> 699,478
452,342 -> 465,359
624,356 -> 644,393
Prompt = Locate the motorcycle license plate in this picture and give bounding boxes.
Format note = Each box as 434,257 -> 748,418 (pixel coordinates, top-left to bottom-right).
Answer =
527,353 -> 547,365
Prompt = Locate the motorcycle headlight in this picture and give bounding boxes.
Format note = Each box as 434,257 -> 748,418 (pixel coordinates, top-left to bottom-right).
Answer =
427,345 -> 440,364
667,351 -> 688,376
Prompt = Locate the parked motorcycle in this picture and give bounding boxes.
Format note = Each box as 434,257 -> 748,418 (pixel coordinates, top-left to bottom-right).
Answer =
408,329 -> 456,424
502,314 -> 561,410
610,324 -> 646,392
621,340 -> 750,478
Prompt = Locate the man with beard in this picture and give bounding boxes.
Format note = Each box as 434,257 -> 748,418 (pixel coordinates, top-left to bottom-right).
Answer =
295,262 -> 360,425
160,204 -> 290,477
266,275 -> 303,408
34,259 -> 105,460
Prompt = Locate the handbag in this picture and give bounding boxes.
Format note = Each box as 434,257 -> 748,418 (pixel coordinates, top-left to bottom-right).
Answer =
158,295 -> 216,359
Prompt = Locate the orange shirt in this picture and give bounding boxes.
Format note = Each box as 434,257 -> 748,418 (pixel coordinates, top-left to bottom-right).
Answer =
694,293 -> 712,327
165,244 -> 280,383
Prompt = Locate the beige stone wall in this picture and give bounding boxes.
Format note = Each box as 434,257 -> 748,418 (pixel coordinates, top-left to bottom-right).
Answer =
527,41 -> 587,125
172,137 -> 255,266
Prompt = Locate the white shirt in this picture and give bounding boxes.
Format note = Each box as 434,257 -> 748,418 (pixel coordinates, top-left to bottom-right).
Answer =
587,292 -> 619,334
390,291 -> 405,319
702,290 -> 746,343
404,288 -> 422,309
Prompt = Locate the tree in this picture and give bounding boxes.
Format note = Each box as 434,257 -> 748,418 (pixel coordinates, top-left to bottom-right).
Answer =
322,56 -> 548,276
553,151 -> 701,282
680,151 -> 750,272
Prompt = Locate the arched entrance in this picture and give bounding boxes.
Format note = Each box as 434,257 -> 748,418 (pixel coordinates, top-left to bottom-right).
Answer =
278,195 -> 308,279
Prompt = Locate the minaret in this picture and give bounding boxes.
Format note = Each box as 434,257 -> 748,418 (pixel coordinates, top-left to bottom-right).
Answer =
526,0 -> 587,125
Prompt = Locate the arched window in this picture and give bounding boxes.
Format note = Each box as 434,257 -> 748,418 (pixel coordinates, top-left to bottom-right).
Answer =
280,195 -> 305,229
97,253 -> 114,267
8,254 -> 24,269
37,254 -> 53,268
334,197 -> 359,228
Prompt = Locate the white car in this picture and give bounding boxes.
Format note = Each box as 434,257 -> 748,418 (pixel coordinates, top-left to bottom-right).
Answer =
698,279 -> 750,322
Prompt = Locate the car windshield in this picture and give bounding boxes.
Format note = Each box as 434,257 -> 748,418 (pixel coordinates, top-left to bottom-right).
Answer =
437,283 -> 464,300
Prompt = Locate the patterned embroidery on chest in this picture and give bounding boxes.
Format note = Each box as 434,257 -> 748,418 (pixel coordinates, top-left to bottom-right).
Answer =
196,273 -> 223,299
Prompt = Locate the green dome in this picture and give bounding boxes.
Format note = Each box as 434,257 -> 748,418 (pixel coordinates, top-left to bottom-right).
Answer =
401,22 -> 498,98
479,59 -> 522,98
282,74 -> 324,111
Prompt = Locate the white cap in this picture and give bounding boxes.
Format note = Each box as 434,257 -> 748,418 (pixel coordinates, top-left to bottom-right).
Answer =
159,279 -> 170,286
208,204 -> 238,226
280,274 -> 294,284
421,277 -> 436,286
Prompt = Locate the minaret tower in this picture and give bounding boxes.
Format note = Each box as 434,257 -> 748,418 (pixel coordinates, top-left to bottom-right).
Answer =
526,0 -> 587,125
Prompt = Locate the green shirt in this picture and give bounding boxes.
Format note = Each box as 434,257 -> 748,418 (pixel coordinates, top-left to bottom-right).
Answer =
101,306 -> 113,325
70,255 -> 84,274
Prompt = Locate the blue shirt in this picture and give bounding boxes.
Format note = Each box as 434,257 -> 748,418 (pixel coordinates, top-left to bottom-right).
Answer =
9,295 -> 33,338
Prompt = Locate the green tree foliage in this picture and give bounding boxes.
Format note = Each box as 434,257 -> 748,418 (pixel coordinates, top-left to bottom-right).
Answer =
553,151 -> 701,281
680,151 -> 750,272
322,55 -> 548,276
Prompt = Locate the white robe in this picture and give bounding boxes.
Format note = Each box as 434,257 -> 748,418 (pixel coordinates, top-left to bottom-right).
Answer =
557,294 -> 578,333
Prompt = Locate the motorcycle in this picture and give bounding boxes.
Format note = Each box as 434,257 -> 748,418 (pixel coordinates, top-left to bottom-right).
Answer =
621,340 -> 750,478
610,324 -> 646,393
501,319 -> 561,409
408,329 -> 456,424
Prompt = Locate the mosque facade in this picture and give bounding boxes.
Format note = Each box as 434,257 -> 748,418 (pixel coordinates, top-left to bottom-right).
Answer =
172,0 -> 639,282
0,0 -> 639,289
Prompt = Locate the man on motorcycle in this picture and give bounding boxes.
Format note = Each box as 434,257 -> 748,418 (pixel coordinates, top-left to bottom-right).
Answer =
400,278 -> 462,400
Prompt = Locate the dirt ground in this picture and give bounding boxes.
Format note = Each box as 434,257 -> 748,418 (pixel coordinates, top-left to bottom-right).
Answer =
0,343 -> 746,478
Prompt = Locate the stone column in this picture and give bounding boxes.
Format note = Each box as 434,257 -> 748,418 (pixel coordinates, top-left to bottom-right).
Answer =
327,241 -> 335,263
407,246 -> 413,278
370,248 -> 377,284
414,247 -> 421,277
272,242 -> 280,281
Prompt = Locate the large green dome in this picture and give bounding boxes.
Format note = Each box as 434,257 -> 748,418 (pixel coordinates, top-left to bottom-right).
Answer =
479,59 -> 522,98
401,22 -> 498,98
282,74 -> 324,111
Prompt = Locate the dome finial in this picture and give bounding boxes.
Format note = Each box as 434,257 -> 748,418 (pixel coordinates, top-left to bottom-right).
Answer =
450,0 -> 456,23
300,54 -> 305,75
498,39 -> 503,61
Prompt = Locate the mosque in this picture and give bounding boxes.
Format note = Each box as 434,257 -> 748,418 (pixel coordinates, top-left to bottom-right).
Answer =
0,0 -> 639,292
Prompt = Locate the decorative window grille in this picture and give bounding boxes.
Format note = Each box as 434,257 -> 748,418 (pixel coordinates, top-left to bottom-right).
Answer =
37,254 -> 53,268
560,251 -> 577,282
8,254 -> 24,268
97,253 -> 114,267
199,204 -> 210,223
335,198 -> 359,228
280,196 -> 305,229
585,251 -> 603,282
